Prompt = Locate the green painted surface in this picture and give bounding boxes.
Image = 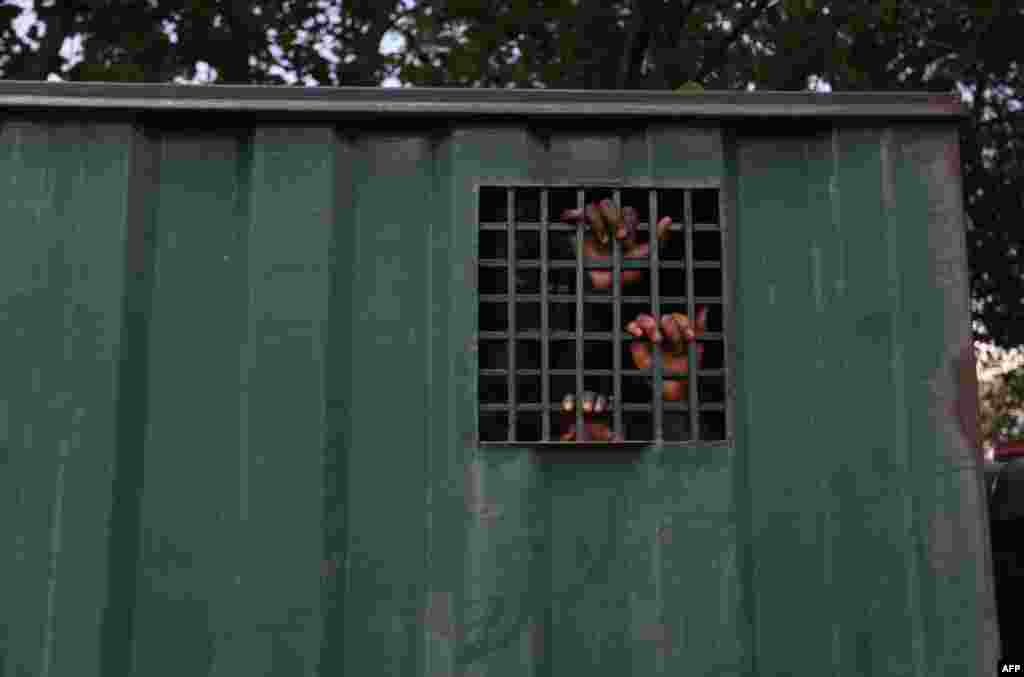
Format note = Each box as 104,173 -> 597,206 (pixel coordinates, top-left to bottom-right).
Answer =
338,133 -> 434,675
0,113 -> 992,676
128,129 -> 251,677
124,126 -> 334,676
735,126 -> 923,676
0,121 -> 133,677
733,123 -> 993,676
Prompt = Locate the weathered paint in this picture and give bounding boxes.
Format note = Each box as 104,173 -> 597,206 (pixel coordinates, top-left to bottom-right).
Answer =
897,124 -> 999,671
0,86 -> 991,677
732,122 -> 996,675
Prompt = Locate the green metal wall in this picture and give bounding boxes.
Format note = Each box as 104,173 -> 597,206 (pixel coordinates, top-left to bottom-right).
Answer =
0,107 -> 996,675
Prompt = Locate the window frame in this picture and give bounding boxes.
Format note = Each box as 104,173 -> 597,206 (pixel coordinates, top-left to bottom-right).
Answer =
475,181 -> 732,448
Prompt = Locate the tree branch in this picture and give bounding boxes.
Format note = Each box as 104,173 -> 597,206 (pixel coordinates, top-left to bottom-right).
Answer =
615,2 -> 639,89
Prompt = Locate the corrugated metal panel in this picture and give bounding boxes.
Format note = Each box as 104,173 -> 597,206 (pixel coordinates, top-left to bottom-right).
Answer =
733,122 -> 997,674
0,85 -> 992,677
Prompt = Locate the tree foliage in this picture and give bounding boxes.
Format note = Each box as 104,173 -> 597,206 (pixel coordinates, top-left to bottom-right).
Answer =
0,0 -> 1022,348
0,1 -> 405,85
978,346 -> 1024,448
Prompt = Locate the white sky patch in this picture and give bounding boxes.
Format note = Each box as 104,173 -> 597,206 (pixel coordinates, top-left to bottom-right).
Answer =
380,24 -> 404,88
10,0 -> 33,42
380,0 -> 416,88
163,18 -> 178,44
173,60 -> 220,84
808,74 -> 832,92
60,34 -> 82,72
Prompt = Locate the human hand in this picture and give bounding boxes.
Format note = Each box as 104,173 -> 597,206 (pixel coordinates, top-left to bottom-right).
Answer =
561,199 -> 673,290
626,307 -> 708,401
558,391 -> 622,441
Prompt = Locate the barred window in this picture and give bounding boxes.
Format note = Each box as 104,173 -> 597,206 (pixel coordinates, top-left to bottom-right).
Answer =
477,186 -> 727,445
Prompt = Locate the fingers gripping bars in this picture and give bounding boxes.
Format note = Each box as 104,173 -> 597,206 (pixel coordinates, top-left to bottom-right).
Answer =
477,186 -> 727,445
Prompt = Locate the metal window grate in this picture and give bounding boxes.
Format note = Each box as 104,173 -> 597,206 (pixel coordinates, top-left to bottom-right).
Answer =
478,186 -> 728,445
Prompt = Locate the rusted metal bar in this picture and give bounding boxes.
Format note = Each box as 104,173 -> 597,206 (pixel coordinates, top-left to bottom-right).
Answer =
507,188 -> 516,441
576,188 -> 585,441
718,185 -> 732,442
612,189 -> 623,440
685,190 -> 699,440
540,189 -> 551,441
650,189 -> 663,442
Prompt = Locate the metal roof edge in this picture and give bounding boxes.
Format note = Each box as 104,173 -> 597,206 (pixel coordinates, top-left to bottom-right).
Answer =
0,81 -> 968,118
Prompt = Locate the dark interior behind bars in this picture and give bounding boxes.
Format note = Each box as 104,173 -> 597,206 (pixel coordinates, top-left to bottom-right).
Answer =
478,186 -> 727,444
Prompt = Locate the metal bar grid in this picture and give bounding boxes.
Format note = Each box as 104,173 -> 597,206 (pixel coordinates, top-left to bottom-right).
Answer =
477,440 -> 733,450
479,259 -> 707,270
481,403 -> 726,413
480,294 -> 721,304
479,222 -> 724,232
480,330 -> 726,341
477,184 -> 727,445
481,368 -> 727,377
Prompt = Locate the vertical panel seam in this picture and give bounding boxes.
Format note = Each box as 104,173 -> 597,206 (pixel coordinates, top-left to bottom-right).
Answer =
98,121 -> 159,677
